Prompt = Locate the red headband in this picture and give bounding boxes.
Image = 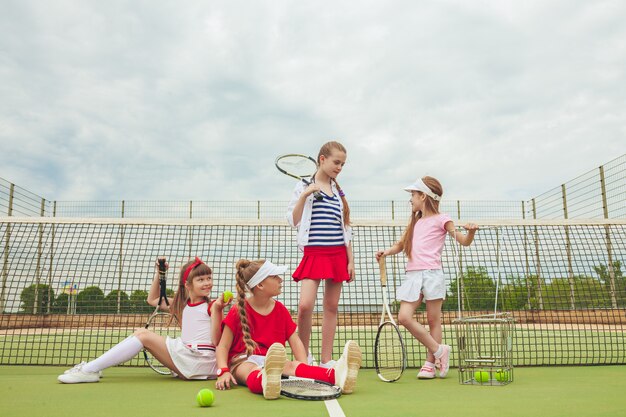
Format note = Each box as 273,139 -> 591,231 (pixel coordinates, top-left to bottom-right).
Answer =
183,257 -> 204,284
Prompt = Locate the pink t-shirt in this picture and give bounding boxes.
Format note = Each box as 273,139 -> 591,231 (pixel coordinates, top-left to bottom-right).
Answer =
406,213 -> 452,271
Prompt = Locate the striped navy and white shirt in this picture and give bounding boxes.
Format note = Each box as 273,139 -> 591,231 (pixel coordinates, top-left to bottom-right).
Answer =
307,192 -> 345,246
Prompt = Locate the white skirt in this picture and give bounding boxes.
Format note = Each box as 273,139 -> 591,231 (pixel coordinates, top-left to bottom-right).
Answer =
396,269 -> 446,302
165,337 -> 217,380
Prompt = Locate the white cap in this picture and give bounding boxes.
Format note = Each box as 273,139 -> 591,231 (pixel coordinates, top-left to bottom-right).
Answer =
404,177 -> 441,201
247,260 -> 288,289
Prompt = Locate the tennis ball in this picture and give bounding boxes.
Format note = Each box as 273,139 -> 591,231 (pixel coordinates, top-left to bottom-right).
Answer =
474,370 -> 489,383
222,291 -> 233,303
196,388 -> 214,407
495,369 -> 509,382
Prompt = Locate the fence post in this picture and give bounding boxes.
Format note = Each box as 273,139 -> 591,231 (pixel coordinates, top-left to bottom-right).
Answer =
532,198 -> 543,310
47,202 -> 56,314
117,200 -> 125,314
522,200 -> 532,308
562,184 -> 575,309
599,166 -> 617,308
456,200 -> 461,220
391,200 -> 395,221
257,201 -> 262,258
0,184 -> 14,312
33,198 -> 46,314
188,201 -> 193,257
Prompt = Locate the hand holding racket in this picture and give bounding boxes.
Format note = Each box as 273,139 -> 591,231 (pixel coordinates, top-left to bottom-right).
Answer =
275,154 -> 323,201
374,256 -> 407,382
144,257 -> 180,375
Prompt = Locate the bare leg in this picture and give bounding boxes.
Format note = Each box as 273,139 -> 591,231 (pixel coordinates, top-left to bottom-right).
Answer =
424,299 -> 443,363
321,280 -> 342,363
297,279 -> 321,357
397,301 -> 439,354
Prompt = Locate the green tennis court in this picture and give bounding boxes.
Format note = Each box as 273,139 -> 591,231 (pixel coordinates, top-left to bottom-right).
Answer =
2,366 -> 625,417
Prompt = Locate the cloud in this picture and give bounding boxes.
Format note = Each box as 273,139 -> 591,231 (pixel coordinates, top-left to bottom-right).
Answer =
1,0 -> 625,205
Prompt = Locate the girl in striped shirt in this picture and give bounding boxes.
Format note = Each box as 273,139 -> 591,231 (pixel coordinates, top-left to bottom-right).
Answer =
286,141 -> 354,368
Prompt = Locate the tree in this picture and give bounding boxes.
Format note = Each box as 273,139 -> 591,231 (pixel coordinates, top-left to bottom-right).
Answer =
76,286 -> 105,314
20,284 -> 54,314
129,290 -> 152,313
594,261 -> 625,307
104,290 -> 130,313
445,267 -> 497,311
51,293 -> 69,313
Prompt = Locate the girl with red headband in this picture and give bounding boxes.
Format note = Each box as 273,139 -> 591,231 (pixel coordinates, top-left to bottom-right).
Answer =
58,257 -> 231,384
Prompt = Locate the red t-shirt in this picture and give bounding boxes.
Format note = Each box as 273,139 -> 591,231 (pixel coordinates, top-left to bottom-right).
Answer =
222,300 -> 297,362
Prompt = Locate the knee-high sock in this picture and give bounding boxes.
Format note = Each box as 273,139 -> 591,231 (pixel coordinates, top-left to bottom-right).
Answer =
295,363 -> 336,385
246,370 -> 263,394
82,336 -> 144,373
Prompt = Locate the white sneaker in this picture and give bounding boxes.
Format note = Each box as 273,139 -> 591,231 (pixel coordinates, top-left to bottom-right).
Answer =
58,363 -> 100,384
262,343 -> 286,400
436,345 -> 451,378
320,360 -> 336,369
307,352 -> 318,366
333,340 -> 362,394
63,362 -> 103,378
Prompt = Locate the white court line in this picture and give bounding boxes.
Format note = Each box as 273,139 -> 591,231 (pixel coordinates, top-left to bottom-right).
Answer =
325,399 -> 346,417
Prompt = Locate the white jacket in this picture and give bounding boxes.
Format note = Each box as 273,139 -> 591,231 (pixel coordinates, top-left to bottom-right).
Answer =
286,180 -> 353,251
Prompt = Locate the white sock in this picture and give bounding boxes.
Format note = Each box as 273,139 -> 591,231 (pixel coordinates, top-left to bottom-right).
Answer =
434,345 -> 444,359
82,336 -> 144,373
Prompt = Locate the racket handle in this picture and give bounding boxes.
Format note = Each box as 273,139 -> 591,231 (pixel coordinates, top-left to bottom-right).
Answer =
301,179 -> 323,201
157,258 -> 167,276
378,256 -> 387,286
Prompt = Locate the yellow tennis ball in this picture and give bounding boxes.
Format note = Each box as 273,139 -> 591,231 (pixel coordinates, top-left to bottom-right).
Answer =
196,388 -> 214,407
474,370 -> 489,383
222,291 -> 233,303
495,369 -> 509,382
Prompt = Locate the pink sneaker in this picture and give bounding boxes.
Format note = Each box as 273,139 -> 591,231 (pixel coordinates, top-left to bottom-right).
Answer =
437,345 -> 451,378
417,365 -> 435,379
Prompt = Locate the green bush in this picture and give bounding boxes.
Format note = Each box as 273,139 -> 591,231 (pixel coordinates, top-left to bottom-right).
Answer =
103,290 -> 130,313
129,290 -> 152,313
20,284 -> 55,314
76,286 -> 105,314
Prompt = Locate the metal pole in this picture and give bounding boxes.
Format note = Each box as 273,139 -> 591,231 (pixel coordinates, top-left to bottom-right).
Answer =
0,184 -> 14,312
522,200 -> 532,308
532,198 -> 543,310
562,184 -> 575,309
599,166 -> 617,308
117,200 -> 125,314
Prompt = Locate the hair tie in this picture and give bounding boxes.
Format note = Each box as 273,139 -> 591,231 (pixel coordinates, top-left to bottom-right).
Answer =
338,190 -> 345,197
183,257 -> 204,284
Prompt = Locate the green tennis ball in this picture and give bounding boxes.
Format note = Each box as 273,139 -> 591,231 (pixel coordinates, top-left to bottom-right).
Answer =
223,291 -> 233,303
196,388 -> 214,407
495,369 -> 509,382
474,370 -> 489,383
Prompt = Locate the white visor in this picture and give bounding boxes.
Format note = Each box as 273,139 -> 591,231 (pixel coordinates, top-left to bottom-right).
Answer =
404,177 -> 441,201
247,260 -> 288,289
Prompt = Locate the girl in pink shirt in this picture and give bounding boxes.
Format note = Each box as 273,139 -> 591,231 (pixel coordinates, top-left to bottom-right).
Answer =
376,176 -> 478,379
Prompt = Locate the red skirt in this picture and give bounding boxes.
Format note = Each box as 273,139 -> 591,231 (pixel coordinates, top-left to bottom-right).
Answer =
292,245 -> 350,283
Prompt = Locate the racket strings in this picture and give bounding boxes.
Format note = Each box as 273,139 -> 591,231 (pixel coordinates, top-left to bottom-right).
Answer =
375,323 -> 405,381
280,379 -> 341,400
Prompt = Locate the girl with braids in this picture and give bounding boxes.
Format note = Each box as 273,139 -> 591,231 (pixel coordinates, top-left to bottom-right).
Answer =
58,257 -> 231,383
215,259 -> 362,399
286,141 -> 354,367
376,176 -> 478,379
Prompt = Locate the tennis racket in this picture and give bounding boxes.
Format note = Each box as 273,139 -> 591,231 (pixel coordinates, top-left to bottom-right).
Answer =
275,154 -> 323,201
374,256 -> 407,382
144,258 -> 180,375
280,377 -> 341,401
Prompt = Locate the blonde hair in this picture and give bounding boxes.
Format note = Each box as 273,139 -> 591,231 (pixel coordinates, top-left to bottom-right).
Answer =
234,259 -> 266,356
169,258 -> 212,323
317,141 -> 351,225
401,176 -> 443,259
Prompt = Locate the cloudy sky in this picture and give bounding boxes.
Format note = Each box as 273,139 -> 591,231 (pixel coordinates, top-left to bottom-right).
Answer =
1,0 -> 625,203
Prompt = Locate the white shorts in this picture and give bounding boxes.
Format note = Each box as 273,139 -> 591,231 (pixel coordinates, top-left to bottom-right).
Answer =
396,269 -> 446,302
165,337 -> 218,380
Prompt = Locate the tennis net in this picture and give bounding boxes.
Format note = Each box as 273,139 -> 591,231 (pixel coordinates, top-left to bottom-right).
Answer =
1,217 -> 624,367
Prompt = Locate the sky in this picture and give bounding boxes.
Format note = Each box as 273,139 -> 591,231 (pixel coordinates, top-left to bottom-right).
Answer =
1,0 -> 625,203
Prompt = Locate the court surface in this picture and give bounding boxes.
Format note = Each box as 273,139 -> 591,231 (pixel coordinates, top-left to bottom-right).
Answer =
1,365 -> 625,417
